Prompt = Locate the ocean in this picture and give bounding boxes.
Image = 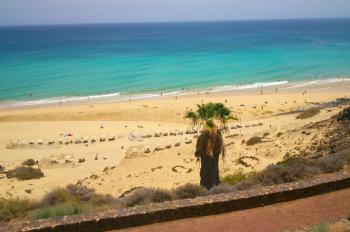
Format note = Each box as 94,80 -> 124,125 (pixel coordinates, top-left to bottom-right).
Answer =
1,18 -> 350,106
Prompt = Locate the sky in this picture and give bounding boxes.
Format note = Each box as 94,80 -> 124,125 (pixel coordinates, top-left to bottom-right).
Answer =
0,0 -> 350,26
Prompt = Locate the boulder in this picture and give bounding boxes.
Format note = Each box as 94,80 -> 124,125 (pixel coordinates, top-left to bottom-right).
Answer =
108,135 -> 116,141
165,143 -> 172,149
100,135 -> 106,142
82,137 -> 89,143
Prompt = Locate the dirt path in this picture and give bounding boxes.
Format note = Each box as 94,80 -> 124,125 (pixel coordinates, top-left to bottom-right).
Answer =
115,188 -> 350,232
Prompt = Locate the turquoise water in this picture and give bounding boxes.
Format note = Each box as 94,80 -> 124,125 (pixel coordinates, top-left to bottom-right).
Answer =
1,19 -> 350,105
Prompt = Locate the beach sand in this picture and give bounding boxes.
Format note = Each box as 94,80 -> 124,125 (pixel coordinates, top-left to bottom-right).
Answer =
0,80 -> 349,200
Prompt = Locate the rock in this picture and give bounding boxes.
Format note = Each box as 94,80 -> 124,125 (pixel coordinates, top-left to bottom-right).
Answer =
57,139 -> 63,145
28,140 -> 35,145
154,144 -> 165,151
165,144 -> 172,149
94,154 -> 99,160
144,147 -> 151,153
185,139 -> 192,144
25,189 -> 32,194
75,139 -> 82,144
142,133 -> 152,138
37,140 -> 44,145
103,156 -> 107,160
138,125 -> 143,128
108,135 -> 116,141
47,140 -> 55,145
64,155 -> 72,160
90,174 -> 98,180
82,137 -> 89,143
65,159 -> 72,163
170,132 -> 177,136
64,139 -> 71,145
91,137 -> 97,143
100,135 -> 106,142
103,166 -> 109,172
174,142 -> 181,147
50,158 -> 58,164
163,132 -> 168,136
154,133 -> 161,137
78,158 -> 86,163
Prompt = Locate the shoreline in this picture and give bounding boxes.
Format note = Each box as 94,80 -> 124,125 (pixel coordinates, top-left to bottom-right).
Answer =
1,77 -> 349,110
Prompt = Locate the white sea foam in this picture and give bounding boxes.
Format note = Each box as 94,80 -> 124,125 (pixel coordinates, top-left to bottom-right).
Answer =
1,78 -> 348,109
210,80 -> 289,93
283,78 -> 350,89
0,92 -> 121,108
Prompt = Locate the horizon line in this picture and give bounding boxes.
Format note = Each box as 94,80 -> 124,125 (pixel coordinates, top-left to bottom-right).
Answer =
1,16 -> 350,28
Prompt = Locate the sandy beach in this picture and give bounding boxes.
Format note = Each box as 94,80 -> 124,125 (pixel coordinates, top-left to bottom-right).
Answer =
0,80 -> 349,200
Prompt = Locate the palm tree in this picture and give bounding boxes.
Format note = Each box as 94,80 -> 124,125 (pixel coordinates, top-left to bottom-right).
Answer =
185,102 -> 236,189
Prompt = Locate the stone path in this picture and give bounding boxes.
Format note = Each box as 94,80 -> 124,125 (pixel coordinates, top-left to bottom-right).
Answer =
116,188 -> 350,232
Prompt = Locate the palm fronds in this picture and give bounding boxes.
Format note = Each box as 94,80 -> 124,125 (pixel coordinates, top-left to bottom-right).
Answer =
184,102 -> 236,132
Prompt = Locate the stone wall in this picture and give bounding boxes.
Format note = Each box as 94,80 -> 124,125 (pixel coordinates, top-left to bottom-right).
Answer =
4,171 -> 350,232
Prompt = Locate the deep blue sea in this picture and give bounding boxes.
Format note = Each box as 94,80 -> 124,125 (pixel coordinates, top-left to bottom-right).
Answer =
1,19 -> 350,106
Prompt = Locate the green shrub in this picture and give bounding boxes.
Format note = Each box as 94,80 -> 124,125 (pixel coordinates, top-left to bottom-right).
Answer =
0,198 -> 33,222
29,201 -> 86,220
222,169 -> 250,185
296,107 -> 320,119
6,166 -> 44,180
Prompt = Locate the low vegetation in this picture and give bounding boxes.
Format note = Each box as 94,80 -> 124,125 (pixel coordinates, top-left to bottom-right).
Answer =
296,107 -> 320,119
0,198 -> 34,223
6,166 -> 44,180
2,149 -> 349,224
221,169 -> 253,185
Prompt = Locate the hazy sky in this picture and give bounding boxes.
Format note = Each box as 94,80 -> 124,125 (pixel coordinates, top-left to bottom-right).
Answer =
1,0 -> 350,26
